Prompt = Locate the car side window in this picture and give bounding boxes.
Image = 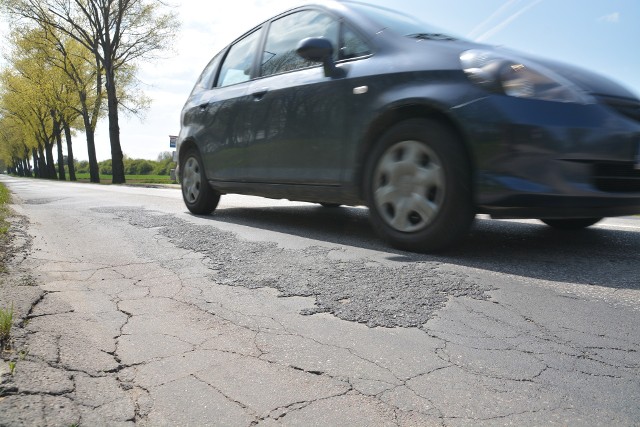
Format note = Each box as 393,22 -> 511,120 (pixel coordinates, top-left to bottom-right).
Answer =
217,29 -> 261,87
340,25 -> 371,59
191,53 -> 223,94
261,10 -> 339,77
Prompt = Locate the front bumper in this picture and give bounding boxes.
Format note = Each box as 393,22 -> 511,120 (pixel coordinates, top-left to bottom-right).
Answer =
453,95 -> 640,218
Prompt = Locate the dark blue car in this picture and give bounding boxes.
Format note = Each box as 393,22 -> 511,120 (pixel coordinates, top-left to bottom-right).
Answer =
177,0 -> 640,251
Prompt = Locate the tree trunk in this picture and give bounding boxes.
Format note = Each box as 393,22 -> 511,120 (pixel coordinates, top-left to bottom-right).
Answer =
85,124 -> 100,183
16,159 -> 24,176
25,156 -> 32,177
105,62 -> 125,184
44,140 -> 58,180
63,121 -> 77,181
53,117 -> 66,181
32,148 -> 40,178
38,145 -> 48,179
56,135 -> 66,181
80,93 -> 100,183
22,158 -> 31,177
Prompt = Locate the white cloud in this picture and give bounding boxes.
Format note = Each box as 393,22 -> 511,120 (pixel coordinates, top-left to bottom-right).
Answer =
598,12 -> 620,23
0,19 -> 10,67
467,0 -> 520,40
473,0 -> 544,43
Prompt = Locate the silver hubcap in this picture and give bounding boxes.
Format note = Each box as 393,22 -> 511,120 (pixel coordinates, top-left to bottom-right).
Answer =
373,140 -> 445,233
182,156 -> 202,203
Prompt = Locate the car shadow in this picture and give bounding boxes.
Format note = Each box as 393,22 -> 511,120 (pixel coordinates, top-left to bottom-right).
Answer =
204,205 -> 639,291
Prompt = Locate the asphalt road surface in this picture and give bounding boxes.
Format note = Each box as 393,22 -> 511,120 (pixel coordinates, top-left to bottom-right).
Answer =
1,175 -> 639,426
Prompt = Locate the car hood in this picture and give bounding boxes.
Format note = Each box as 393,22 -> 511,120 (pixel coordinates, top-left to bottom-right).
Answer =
506,51 -> 638,100
410,39 -> 638,101
483,43 -> 638,100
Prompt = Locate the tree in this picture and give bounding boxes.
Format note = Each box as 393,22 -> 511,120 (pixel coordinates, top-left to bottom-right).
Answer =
0,67 -> 58,179
18,26 -> 105,182
2,0 -> 179,184
0,116 -> 31,176
154,151 -> 175,175
0,28 -> 87,181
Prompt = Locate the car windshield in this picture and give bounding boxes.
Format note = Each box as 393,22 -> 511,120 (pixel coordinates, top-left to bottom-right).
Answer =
346,1 -> 463,41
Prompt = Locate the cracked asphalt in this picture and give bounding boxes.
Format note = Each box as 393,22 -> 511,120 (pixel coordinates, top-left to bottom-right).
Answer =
1,175 -> 639,426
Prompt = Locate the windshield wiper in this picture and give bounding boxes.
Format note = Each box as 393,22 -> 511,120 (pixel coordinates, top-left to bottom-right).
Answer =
407,33 -> 457,41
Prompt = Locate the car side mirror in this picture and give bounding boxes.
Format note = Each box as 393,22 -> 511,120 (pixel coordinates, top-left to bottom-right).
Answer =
296,37 -> 345,78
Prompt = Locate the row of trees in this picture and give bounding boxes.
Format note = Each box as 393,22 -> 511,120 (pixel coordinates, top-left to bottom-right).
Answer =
0,0 -> 178,183
30,151 -> 175,177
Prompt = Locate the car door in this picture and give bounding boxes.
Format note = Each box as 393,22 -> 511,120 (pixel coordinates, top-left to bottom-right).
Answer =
193,29 -> 262,182
244,10 -> 348,185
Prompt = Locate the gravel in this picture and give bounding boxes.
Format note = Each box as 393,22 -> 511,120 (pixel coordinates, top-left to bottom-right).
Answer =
96,207 -> 492,328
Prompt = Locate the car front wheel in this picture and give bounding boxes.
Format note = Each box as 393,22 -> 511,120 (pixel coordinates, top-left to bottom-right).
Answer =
180,147 -> 220,215
364,119 -> 474,252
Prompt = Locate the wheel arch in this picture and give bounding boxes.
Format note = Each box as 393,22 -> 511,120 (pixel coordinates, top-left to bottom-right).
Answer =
177,138 -> 199,182
356,103 -> 475,201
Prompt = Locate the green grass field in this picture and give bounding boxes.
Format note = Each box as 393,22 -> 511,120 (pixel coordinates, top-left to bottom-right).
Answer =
0,183 -> 10,235
74,173 -> 175,184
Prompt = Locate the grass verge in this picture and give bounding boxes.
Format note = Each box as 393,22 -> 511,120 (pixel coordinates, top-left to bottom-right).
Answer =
74,173 -> 175,184
0,183 -> 9,235
0,184 -> 16,353
0,179 -> 12,340
0,303 -> 13,345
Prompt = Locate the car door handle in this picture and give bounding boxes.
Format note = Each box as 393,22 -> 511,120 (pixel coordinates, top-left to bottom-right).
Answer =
252,88 -> 269,101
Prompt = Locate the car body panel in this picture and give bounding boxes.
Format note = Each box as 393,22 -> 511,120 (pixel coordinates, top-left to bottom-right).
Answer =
243,66 -> 348,185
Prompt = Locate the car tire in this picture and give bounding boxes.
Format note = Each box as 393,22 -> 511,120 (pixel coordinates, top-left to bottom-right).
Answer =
180,147 -> 220,215
540,218 -> 602,230
364,119 -> 474,252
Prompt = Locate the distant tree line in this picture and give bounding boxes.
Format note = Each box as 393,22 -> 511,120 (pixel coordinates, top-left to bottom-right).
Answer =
74,152 -> 175,176
6,151 -> 175,178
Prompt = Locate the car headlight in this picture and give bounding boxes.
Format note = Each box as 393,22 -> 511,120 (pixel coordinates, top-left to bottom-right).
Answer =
460,49 -> 593,104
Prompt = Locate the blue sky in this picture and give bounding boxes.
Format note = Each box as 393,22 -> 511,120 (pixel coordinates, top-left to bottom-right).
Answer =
1,0 -> 639,161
